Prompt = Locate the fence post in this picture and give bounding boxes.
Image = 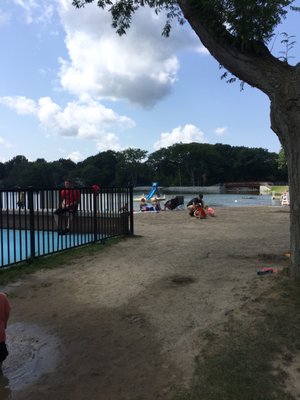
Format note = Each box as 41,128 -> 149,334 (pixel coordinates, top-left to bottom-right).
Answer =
93,193 -> 98,242
129,185 -> 134,235
28,188 -> 35,261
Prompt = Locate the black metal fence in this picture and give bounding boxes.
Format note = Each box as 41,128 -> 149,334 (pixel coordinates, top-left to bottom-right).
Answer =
0,186 -> 134,269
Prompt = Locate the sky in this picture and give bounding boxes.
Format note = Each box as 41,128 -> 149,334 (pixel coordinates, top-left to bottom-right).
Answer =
0,1 -> 299,163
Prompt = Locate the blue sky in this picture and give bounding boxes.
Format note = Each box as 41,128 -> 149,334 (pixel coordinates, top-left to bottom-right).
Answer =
0,0 -> 299,163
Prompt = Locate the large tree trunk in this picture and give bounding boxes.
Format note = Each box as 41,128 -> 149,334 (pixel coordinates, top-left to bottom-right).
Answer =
270,84 -> 300,278
288,144 -> 300,278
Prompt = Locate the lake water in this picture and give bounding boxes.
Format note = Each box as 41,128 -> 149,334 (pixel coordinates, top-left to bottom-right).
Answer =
133,193 -> 281,209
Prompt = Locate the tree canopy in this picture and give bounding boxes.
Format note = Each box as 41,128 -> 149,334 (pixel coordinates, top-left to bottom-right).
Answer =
72,1 -> 296,44
0,144 -> 286,189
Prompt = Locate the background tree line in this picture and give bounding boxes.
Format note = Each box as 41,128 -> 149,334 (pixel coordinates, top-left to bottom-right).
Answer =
0,143 -> 287,189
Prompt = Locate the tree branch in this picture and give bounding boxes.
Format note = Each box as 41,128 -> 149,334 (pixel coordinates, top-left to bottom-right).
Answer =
178,0 -> 292,97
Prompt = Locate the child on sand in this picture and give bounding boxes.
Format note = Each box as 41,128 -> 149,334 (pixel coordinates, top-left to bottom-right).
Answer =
0,292 -> 11,371
140,198 -> 155,212
204,205 -> 216,217
194,204 -> 207,219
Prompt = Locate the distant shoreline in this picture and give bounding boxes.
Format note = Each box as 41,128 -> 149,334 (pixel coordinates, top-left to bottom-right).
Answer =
134,186 -> 222,194
134,184 -> 288,195
133,186 -> 261,195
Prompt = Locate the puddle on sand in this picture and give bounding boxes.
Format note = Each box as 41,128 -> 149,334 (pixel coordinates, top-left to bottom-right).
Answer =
1,322 -> 59,394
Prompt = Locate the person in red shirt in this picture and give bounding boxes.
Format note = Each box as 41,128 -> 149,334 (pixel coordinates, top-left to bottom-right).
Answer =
194,204 -> 207,219
0,292 -> 11,370
54,181 -> 81,234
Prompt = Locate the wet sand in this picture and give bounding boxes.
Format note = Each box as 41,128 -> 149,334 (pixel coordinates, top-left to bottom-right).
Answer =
0,206 -> 291,399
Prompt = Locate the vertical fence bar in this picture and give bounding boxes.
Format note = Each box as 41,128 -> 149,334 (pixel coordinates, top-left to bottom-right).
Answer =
0,191 -> 4,268
36,191 -> 41,257
12,191 -> 17,264
99,188 -> 104,242
93,191 -> 98,243
28,189 -> 35,261
17,190 -> 23,262
129,185 -> 134,235
5,192 -> 10,265
24,190 -> 29,260
51,189 -> 56,254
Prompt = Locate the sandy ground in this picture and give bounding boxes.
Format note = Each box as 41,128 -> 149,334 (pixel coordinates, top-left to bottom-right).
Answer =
0,206 -> 291,400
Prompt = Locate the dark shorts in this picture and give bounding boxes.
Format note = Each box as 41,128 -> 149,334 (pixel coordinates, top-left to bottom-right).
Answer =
0,342 -> 8,362
54,204 -> 78,215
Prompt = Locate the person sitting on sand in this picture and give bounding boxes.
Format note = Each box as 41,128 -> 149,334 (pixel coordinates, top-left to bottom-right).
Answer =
152,200 -> 161,211
140,198 -> 147,211
140,198 -> 154,212
187,194 -> 204,217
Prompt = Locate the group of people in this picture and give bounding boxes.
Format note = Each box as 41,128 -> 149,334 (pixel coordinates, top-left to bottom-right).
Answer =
187,194 -> 215,219
139,198 -> 161,212
139,193 -> 215,218
55,185 -> 216,221
140,196 -> 183,212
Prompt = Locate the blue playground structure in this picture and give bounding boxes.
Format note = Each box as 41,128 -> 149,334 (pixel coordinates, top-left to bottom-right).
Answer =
145,183 -> 159,200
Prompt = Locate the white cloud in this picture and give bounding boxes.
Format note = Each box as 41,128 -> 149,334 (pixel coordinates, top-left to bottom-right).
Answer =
154,124 -> 207,150
96,133 -> 121,152
0,96 -> 37,114
57,1 -> 203,107
196,46 -> 210,55
12,0 -> 54,24
214,126 -> 228,136
0,95 -> 135,150
37,4 -> 54,24
67,150 -> 83,163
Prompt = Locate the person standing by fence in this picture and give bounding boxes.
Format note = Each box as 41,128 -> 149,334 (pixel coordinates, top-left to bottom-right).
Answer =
54,181 -> 81,234
0,292 -> 11,372
17,189 -> 25,209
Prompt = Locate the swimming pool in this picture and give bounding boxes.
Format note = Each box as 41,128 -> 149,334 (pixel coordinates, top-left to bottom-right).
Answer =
0,229 -> 102,268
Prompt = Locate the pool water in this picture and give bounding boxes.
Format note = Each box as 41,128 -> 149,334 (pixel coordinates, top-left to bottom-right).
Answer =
0,229 -> 100,268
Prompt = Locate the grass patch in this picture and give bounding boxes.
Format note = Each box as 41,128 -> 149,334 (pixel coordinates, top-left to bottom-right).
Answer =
173,277 -> 300,400
0,236 -> 124,286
